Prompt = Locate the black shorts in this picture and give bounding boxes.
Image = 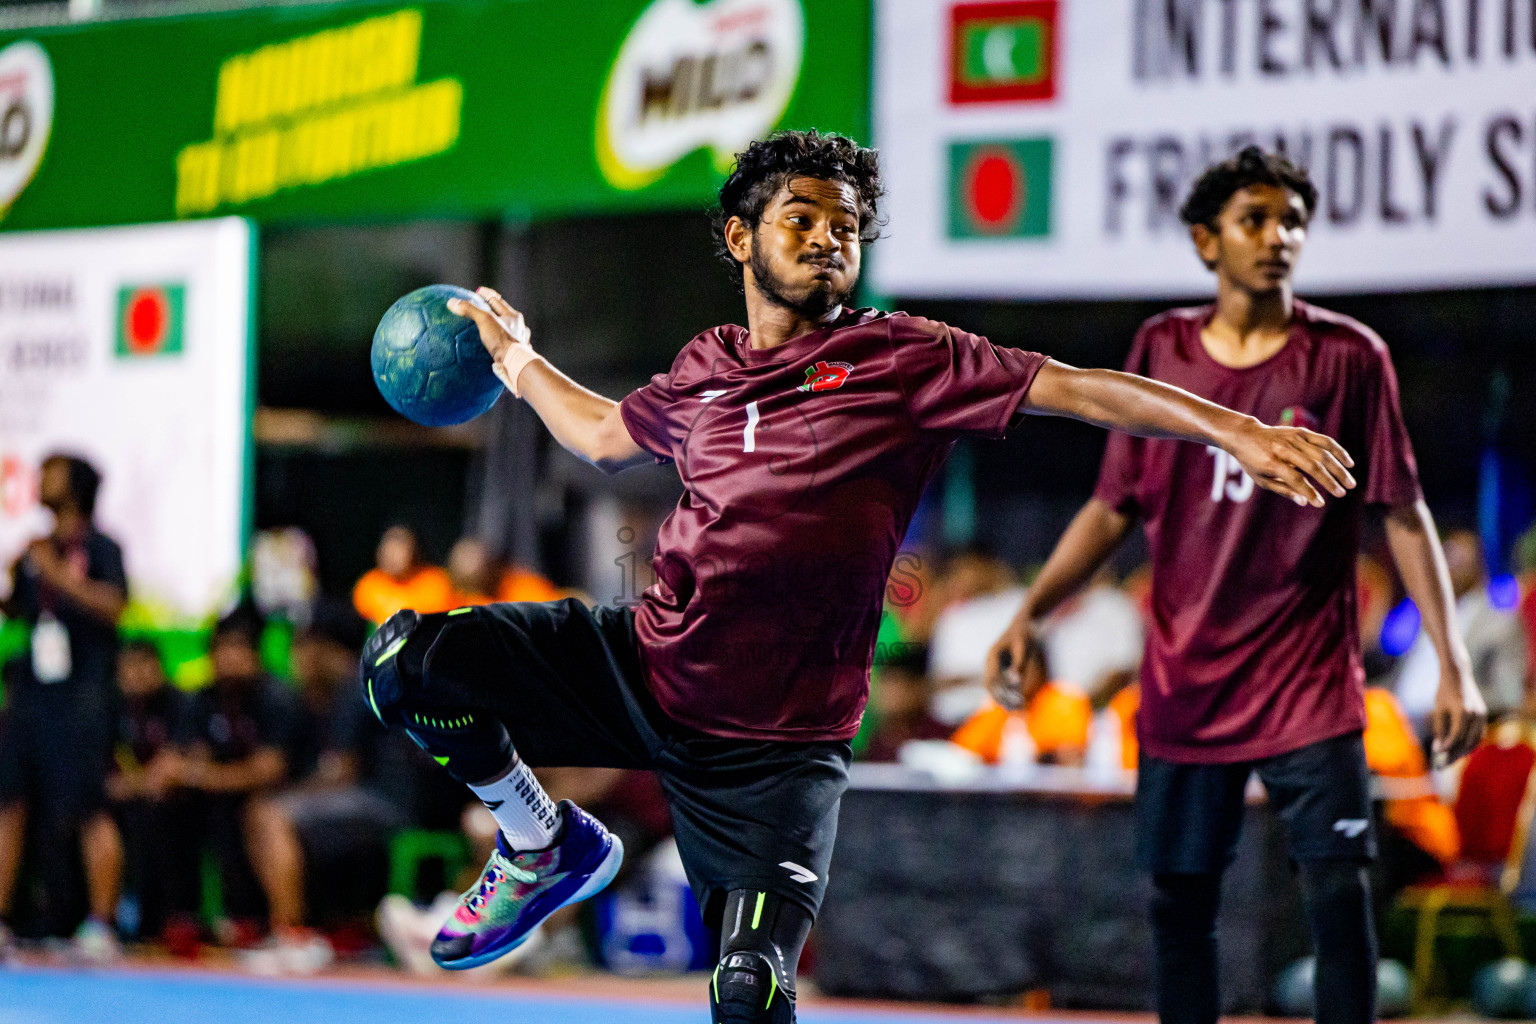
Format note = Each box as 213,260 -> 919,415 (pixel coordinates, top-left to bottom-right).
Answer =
0,687 -> 113,817
413,599 -> 851,926
1135,730 -> 1376,874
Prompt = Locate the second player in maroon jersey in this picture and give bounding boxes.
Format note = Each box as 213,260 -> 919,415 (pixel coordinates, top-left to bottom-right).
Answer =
987,147 -> 1484,1024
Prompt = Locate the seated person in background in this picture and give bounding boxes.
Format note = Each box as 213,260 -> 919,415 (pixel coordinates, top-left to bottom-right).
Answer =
245,601 -> 403,974
1397,529 -> 1528,733
1040,564 -> 1144,706
445,536 -> 561,607
163,607 -> 300,959
860,644 -> 952,763
1362,687 -> 1458,899
926,544 -> 1024,725
951,646 -> 1092,767
352,526 -> 455,626
87,641 -> 187,947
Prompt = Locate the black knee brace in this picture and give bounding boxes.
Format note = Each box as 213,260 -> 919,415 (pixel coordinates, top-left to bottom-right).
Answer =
710,890 -> 811,1024
360,610 -> 512,783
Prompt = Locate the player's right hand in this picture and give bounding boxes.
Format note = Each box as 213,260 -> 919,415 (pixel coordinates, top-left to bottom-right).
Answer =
985,614 -> 1047,711
446,287 -> 532,363
1431,661 -> 1487,765
1225,419 -> 1356,508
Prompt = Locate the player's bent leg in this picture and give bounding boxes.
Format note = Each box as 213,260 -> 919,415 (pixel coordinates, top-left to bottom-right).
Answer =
1299,859 -> 1376,1024
710,890 -> 811,1024
361,610 -> 624,969
1150,872 -> 1223,1024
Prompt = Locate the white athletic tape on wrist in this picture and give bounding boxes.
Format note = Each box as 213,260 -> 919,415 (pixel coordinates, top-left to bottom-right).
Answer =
494,346 -> 546,399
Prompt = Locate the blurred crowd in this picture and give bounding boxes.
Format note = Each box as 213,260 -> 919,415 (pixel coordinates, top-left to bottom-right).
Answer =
2,452 -> 1535,980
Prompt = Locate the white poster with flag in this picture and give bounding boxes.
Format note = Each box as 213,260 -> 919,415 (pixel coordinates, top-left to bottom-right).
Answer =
0,218 -> 251,621
872,0 -> 1536,299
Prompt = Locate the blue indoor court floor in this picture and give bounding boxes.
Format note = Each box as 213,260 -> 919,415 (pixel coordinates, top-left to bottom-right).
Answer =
0,966 -> 1133,1024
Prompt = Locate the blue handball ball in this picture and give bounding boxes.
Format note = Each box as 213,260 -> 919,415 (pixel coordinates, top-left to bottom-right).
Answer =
371,284 -> 503,427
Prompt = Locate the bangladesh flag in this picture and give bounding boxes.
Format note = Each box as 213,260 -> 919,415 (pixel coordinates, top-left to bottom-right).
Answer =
949,138 -> 1052,239
116,284 -> 185,357
949,1 -> 1058,104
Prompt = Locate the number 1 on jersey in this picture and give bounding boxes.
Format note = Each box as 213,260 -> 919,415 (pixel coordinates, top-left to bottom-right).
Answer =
742,401 -> 760,453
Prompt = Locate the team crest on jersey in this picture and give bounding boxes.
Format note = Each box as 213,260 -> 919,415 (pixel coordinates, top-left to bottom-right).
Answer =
1278,406 -> 1319,430
798,360 -> 853,393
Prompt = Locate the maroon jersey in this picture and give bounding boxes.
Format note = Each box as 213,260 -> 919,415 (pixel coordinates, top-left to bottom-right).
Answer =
1095,300 -> 1421,764
620,308 -> 1047,741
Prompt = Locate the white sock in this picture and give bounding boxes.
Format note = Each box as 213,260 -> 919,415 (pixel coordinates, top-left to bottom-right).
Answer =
468,758 -> 561,852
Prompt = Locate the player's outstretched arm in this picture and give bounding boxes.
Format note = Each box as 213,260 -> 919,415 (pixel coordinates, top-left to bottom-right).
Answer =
1024,359 -> 1356,508
1383,501 -> 1487,763
448,289 -> 652,474
985,498 -> 1133,710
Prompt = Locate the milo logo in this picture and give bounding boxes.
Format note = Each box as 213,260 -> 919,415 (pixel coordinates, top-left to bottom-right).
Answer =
0,41 -> 53,214
596,0 -> 804,191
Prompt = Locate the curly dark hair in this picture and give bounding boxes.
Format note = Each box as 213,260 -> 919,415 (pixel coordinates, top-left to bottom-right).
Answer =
711,130 -> 885,280
1179,145 -> 1318,229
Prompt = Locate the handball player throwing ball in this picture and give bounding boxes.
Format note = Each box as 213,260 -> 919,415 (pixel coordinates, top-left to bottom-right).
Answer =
361,132 -> 1354,1024
987,147 -> 1486,1024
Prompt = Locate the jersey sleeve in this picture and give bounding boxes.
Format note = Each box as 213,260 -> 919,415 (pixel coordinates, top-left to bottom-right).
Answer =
889,316 -> 1049,438
618,371 -> 682,465
1092,323 -> 1154,517
1359,340 -> 1422,507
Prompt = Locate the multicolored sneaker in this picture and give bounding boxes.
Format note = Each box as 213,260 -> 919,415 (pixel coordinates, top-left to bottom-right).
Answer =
431,800 -> 623,970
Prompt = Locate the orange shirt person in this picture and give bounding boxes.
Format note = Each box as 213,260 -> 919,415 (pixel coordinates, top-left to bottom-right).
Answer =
1363,686 -> 1458,865
352,526 -> 455,626
952,681 -> 1093,767
446,537 -> 562,607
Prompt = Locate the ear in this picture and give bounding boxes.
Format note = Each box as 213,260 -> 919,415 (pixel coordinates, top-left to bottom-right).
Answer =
1189,222 -> 1219,271
724,215 -> 754,266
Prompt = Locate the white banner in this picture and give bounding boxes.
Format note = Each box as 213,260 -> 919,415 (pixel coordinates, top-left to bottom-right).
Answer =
0,218 -> 251,620
872,0 -> 1536,298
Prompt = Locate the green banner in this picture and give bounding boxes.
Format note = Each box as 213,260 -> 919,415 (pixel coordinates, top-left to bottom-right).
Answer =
0,0 -> 869,230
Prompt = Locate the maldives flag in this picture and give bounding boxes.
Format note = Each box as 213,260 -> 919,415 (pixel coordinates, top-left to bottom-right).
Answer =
115,284 -> 185,357
948,138 -> 1052,239
949,1 -> 1058,105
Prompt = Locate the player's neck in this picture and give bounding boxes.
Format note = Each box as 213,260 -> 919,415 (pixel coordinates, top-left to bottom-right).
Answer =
1204,280 -> 1294,368
742,287 -> 844,351
51,510 -> 88,543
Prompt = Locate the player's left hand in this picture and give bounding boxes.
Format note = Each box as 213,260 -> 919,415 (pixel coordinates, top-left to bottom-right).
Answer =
1225,419 -> 1356,508
1431,661 -> 1486,765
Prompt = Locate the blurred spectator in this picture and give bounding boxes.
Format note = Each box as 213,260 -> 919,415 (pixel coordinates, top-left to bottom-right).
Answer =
87,641 -> 187,950
1396,530 -> 1529,730
1517,523 -> 1536,710
163,607 -> 300,959
860,644 -> 950,763
951,646 -> 1093,767
352,526 -> 455,625
1040,565 -> 1143,705
0,454 -> 127,956
250,528 -> 319,625
446,536 -> 560,606
243,601 -> 397,974
927,544 -> 1021,725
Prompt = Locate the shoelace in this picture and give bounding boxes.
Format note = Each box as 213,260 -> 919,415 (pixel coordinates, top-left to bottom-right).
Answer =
465,854 -> 539,912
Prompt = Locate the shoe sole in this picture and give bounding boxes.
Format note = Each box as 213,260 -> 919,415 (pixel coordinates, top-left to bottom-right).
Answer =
436,834 -> 625,971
